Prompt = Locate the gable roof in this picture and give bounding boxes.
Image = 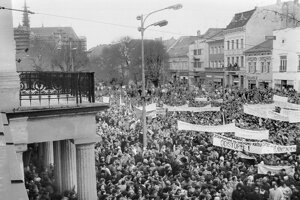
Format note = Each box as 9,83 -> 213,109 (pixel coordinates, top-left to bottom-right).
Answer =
167,36 -> 198,58
31,27 -> 79,40
244,39 -> 273,53
226,9 -> 256,30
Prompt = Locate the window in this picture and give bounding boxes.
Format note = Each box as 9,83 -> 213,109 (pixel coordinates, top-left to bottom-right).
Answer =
227,41 -> 230,50
198,49 -> 202,55
210,47 -> 213,54
227,57 -> 230,66
248,62 -> 252,73
236,39 -> 239,49
241,56 -> 244,67
280,56 -> 287,72
253,62 -> 257,73
231,40 -> 234,49
231,57 -> 234,64
236,57 -> 239,66
261,62 -> 265,73
193,49 -> 197,55
218,47 -> 220,54
267,62 -> 270,73
241,39 -> 244,49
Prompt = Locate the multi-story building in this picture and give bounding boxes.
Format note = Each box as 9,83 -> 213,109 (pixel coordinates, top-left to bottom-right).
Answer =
168,36 -> 198,83
188,28 -> 223,85
244,39 -> 273,89
205,30 -> 225,87
223,0 -> 300,88
272,27 -> 300,91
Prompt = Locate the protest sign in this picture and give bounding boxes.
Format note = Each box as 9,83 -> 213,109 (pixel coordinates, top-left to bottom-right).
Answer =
102,96 -> 110,103
178,121 -> 235,133
273,95 -> 288,102
274,101 -> 300,110
156,107 -> 166,116
234,127 -> 269,140
135,103 -> 157,118
195,97 -> 208,102
257,163 -> 295,176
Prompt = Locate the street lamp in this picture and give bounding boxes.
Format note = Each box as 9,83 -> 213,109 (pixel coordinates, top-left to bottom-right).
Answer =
137,4 -> 182,150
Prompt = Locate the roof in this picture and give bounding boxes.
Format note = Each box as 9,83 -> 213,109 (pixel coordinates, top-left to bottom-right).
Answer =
167,36 -> 198,58
226,9 -> 256,30
163,37 -> 177,50
30,27 -> 79,40
244,39 -> 273,53
202,28 -> 224,42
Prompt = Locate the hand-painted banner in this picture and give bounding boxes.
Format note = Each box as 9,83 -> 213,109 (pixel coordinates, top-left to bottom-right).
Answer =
178,120 -> 269,140
164,105 -> 220,112
178,120 -> 235,133
236,152 -> 256,160
156,107 -> 166,115
234,127 -> 269,140
243,104 -> 291,122
273,95 -> 288,102
212,134 -> 296,154
257,163 -> 295,176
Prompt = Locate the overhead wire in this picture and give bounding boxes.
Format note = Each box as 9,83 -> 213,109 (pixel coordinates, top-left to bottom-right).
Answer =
1,5 -> 299,53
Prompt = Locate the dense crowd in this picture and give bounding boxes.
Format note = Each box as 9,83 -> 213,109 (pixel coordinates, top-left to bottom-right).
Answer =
95,82 -> 300,200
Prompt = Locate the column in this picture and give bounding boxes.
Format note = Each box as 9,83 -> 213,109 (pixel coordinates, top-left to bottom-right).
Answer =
38,142 -> 44,168
76,143 -> 97,200
61,140 -> 77,192
0,0 -> 20,111
43,141 -> 54,169
14,144 -> 27,181
53,141 -> 62,193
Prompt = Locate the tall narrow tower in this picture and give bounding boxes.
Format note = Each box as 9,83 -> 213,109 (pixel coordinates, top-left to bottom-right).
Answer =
22,0 -> 30,29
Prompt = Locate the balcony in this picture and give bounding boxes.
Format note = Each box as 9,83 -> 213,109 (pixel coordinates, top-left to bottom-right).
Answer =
205,67 -> 225,72
225,66 -> 240,72
19,72 -> 95,107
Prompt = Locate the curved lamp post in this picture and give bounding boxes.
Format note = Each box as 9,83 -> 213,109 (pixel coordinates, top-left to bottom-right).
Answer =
137,4 -> 182,150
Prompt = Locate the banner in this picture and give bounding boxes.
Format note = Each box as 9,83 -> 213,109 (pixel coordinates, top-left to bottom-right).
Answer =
156,107 -> 166,115
273,95 -> 288,102
178,121 -> 235,133
236,152 -> 256,160
257,163 -> 294,176
274,101 -> 300,110
243,104 -> 290,122
165,105 -> 220,112
234,127 -> 269,140
212,134 -> 296,154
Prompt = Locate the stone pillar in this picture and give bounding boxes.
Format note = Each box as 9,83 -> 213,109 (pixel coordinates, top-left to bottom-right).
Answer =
53,141 -> 62,193
76,143 -> 97,200
0,0 -> 20,111
43,141 -> 54,168
14,144 -> 27,182
38,142 -> 44,168
61,140 -> 77,192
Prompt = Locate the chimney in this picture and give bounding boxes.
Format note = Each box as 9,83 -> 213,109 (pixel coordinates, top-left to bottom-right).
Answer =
277,0 -> 281,5
197,30 -> 201,36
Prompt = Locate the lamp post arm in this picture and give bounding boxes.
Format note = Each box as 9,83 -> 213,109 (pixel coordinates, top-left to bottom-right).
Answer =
143,7 -> 167,25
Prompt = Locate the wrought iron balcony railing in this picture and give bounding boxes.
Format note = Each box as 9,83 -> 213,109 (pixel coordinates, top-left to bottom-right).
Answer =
19,72 -> 95,107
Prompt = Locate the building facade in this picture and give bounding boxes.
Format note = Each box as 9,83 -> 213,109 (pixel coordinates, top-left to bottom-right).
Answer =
244,39 -> 273,89
272,27 -> 300,91
205,30 -> 225,87
168,36 -> 198,83
223,0 -> 300,88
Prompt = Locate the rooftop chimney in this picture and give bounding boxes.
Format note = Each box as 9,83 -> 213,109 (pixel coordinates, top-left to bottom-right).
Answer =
197,30 -> 201,36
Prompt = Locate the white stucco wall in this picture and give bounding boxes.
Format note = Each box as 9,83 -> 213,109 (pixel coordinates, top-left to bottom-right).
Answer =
272,27 -> 300,91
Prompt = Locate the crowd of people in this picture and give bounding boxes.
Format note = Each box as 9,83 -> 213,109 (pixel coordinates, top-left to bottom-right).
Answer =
95,82 -> 300,200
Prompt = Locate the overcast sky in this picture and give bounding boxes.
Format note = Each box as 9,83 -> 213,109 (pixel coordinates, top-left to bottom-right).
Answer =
12,0 -> 278,49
